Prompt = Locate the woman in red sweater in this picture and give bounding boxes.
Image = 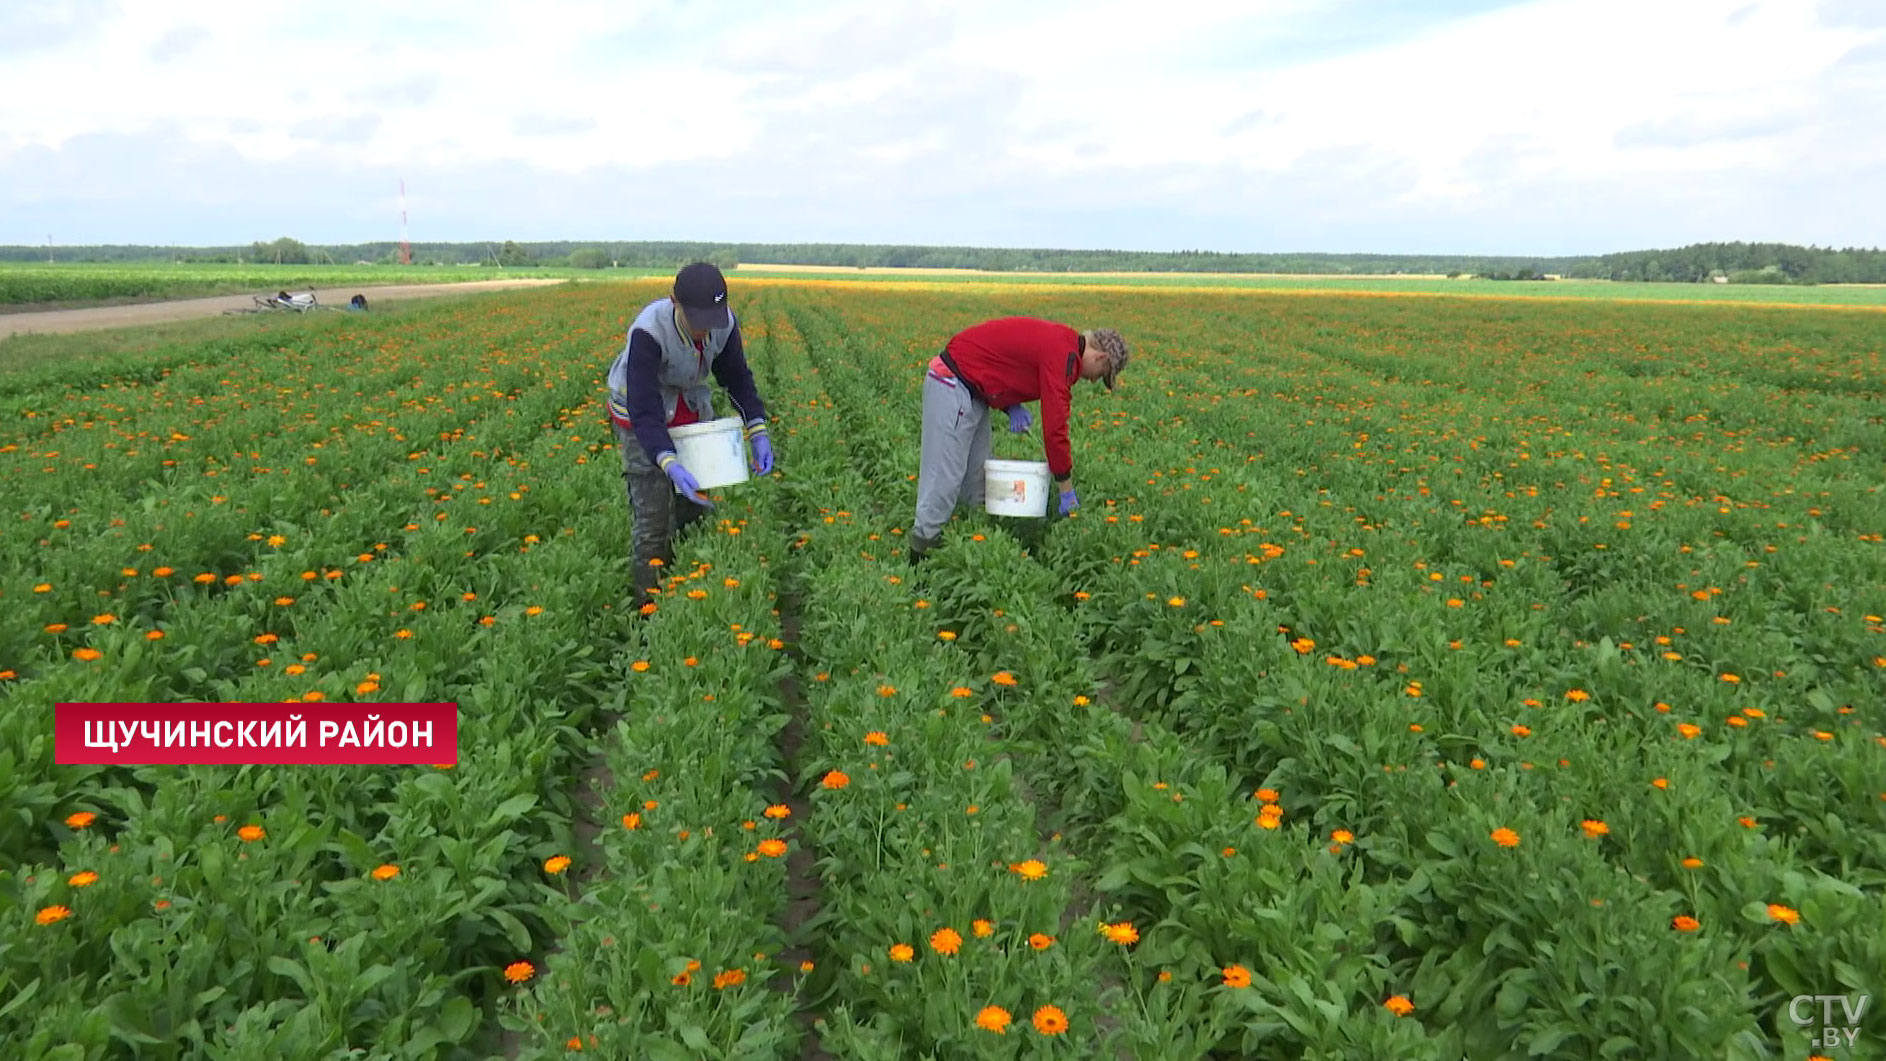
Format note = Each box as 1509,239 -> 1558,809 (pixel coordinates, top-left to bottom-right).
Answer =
909,317 -> 1128,563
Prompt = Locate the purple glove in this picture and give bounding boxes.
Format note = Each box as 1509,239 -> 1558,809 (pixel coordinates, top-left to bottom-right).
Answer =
1006,406 -> 1031,433
750,432 -> 775,475
1058,488 -> 1079,516
659,454 -> 714,508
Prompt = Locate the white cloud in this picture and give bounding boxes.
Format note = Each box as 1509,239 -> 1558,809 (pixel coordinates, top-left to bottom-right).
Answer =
0,0 -> 1880,252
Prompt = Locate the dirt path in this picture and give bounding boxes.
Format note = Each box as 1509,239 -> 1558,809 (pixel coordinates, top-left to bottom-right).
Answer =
0,279 -> 567,339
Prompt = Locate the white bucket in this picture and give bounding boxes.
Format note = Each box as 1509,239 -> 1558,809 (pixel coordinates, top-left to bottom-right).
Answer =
984,459 -> 1051,518
669,417 -> 750,490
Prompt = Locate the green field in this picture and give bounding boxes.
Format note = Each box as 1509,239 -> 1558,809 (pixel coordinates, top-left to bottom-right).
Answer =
0,262 -> 632,310
2,278 -> 1882,1059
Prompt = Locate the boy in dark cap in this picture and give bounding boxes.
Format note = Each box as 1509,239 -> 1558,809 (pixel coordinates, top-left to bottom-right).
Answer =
605,262 -> 775,607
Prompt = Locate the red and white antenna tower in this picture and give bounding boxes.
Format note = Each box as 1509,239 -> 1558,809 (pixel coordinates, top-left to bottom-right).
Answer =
398,179 -> 412,265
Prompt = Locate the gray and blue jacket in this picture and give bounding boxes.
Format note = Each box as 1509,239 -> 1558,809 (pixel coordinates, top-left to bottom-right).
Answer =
605,298 -> 769,467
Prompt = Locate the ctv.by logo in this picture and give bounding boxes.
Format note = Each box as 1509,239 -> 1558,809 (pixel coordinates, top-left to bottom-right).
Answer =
1791,994 -> 1868,1051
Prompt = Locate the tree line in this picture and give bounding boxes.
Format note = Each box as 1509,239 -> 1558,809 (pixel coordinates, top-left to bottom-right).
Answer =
3,239 -> 1882,283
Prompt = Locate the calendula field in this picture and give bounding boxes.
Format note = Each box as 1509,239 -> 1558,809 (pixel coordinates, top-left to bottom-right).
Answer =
2,277 -> 1883,1060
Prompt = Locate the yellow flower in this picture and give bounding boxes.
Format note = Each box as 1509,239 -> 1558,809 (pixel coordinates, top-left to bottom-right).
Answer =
543,855 -> 572,874
1009,859 -> 1048,881
371,864 -> 400,881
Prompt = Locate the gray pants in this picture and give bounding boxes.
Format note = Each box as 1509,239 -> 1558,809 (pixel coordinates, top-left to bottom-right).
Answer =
912,373 -> 991,544
614,422 -> 707,599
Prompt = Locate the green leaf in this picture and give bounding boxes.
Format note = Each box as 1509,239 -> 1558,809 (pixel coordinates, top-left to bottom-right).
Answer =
438,995 -> 476,1041
488,908 -> 533,952
267,956 -> 317,997
485,793 -> 538,829
678,1024 -> 713,1051
0,977 -> 39,1021
1528,1028 -> 1571,1054
1495,977 -> 1530,1019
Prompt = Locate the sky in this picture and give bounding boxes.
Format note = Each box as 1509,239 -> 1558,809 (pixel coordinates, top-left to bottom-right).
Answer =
2,0 -> 1882,256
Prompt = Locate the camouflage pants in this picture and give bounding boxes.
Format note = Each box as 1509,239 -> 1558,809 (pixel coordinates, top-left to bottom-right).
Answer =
615,422 -> 708,601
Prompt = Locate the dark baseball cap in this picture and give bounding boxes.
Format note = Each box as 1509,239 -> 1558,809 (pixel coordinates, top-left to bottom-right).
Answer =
673,262 -> 730,329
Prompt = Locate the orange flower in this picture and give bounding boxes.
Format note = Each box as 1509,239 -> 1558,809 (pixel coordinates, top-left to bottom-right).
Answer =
991,671 -> 1017,686
763,804 -> 790,819
237,825 -> 266,843
1490,827 -> 1520,848
1009,859 -> 1047,881
1766,904 -> 1800,925
889,943 -> 914,963
1032,1005 -> 1069,1035
972,919 -> 995,938
757,839 -> 788,858
372,864 -> 400,881
821,770 -> 850,790
1384,995 -> 1415,1016
36,905 -> 72,925
930,927 -> 963,955
950,686 -> 974,698
503,961 -> 534,983
65,811 -> 97,829
1222,964 -> 1253,988
543,855 -> 572,874
1681,856 -> 1703,869
1028,932 -> 1054,950
1565,689 -> 1590,702
864,731 -> 889,746
1254,788 -> 1280,802
876,684 -> 896,697
622,813 -> 642,830
1330,829 -> 1355,844
1672,915 -> 1700,932
712,968 -> 746,989
975,1006 -> 1011,1034
67,871 -> 99,887
73,647 -> 103,662
1580,820 -> 1608,838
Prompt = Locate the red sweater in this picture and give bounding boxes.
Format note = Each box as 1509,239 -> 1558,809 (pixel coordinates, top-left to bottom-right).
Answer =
943,317 -> 1081,478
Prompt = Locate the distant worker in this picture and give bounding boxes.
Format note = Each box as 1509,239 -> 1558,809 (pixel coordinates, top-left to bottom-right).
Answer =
605,262 -> 776,608
908,317 -> 1128,564
349,294 -> 369,311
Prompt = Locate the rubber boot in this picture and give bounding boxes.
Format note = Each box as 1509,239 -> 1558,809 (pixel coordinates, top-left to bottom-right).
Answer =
908,533 -> 939,566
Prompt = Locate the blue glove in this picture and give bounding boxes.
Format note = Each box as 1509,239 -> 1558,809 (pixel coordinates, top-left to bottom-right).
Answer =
659,454 -> 714,508
1006,406 -> 1031,433
1058,488 -> 1079,516
750,432 -> 775,475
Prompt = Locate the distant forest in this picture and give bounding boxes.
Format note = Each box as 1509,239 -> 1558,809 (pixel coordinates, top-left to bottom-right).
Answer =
2,239 -> 1881,284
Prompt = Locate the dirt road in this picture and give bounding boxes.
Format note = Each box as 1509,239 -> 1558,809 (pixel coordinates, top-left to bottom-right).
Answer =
0,279 -> 567,340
